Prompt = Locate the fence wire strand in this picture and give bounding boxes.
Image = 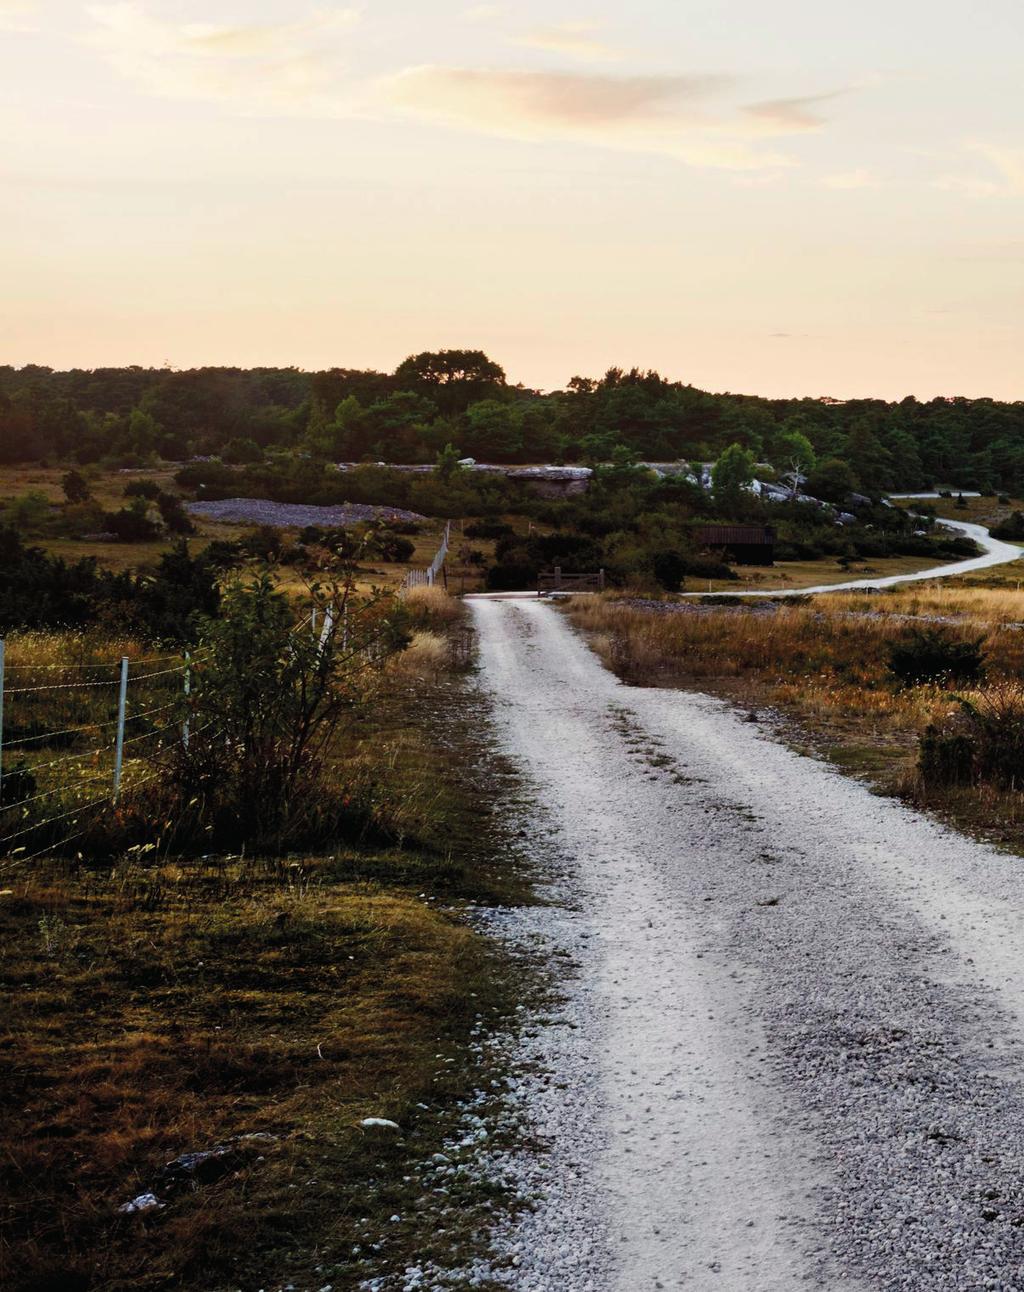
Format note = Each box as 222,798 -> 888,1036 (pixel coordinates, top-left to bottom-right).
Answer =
3,700 -> 178,751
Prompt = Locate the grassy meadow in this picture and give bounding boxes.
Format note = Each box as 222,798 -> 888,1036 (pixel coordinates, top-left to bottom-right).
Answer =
568,574 -> 1024,850
0,591 -> 527,1292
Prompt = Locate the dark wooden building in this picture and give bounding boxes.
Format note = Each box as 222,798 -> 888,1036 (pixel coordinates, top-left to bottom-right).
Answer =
694,524 -> 776,566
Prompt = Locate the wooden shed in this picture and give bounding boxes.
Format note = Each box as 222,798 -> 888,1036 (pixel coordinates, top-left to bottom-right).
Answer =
694,524 -> 776,566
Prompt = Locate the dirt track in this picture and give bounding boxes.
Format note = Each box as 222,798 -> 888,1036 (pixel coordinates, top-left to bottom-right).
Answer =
470,597 -> 1024,1292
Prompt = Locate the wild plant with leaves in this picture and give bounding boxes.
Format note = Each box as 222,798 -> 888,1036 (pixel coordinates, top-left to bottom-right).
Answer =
166,561 -> 409,847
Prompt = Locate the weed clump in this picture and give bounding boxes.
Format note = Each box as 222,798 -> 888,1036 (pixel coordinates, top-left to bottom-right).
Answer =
887,627 -> 986,687
919,684 -> 1024,791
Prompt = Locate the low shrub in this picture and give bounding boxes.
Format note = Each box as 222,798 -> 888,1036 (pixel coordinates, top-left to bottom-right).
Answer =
991,510 -> 1024,541
680,556 -> 738,581
887,627 -> 986,687
123,478 -> 163,500
962,685 -> 1024,788
464,519 -> 514,540
486,560 -> 538,591
918,684 -> 1024,790
918,724 -> 976,786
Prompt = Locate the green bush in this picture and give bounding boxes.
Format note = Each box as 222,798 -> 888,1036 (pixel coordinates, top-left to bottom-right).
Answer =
918,686 -> 1024,791
106,498 -> 160,541
679,556 -> 738,581
486,560 -> 538,591
887,627 -> 986,687
123,478 -> 163,500
164,572 -> 408,846
918,724 -> 976,786
651,549 -> 687,592
991,510 -> 1024,541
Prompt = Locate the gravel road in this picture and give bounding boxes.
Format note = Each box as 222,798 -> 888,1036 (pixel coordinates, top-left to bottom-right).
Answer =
684,518 -> 1021,599
469,596 -> 1024,1292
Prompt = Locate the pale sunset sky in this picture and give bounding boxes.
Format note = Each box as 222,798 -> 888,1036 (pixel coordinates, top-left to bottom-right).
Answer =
2,1 -> 1023,399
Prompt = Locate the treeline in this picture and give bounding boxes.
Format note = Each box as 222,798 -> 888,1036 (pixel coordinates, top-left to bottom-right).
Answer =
4,351 -> 1024,493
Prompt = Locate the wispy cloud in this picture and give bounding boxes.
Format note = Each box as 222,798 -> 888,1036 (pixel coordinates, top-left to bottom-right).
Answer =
932,174 -> 1000,199
971,142 -> 1024,192
821,168 -> 879,190
463,4 -> 503,19
386,66 -> 838,170
84,3 -> 361,114
512,22 -> 617,62
743,92 -> 842,134
930,143 -> 1024,199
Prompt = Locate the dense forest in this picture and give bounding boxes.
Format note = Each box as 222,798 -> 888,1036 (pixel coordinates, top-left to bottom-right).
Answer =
4,349 -> 1024,493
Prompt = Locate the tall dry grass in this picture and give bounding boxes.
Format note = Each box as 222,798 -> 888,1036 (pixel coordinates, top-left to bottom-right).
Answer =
568,595 -> 1024,743
388,630 -> 450,682
402,583 -> 462,624
829,586 -> 1024,626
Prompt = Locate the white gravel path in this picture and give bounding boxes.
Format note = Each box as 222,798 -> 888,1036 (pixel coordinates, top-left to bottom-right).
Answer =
684,518 -> 1021,599
468,596 -> 1024,1292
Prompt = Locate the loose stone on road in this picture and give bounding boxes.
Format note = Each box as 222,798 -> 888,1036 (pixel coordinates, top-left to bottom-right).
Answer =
471,596 -> 1024,1291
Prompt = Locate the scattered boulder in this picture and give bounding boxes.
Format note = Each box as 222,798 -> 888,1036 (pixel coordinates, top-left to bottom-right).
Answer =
117,1192 -> 164,1215
360,1117 -> 401,1133
156,1144 -> 241,1190
116,1132 -> 279,1214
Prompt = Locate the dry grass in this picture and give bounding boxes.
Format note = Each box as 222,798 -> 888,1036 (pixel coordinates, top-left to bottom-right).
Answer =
0,602 -> 527,1291
568,590 -> 1024,850
691,552 -> 959,594
402,582 -> 463,622
388,630 -> 450,682
828,585 -> 1024,624
0,855 -> 499,1292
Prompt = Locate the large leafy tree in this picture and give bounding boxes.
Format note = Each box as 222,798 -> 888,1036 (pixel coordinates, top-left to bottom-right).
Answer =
711,442 -> 756,512
394,349 -> 506,413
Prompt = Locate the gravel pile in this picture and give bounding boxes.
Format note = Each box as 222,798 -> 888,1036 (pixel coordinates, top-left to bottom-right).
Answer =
185,498 -> 425,528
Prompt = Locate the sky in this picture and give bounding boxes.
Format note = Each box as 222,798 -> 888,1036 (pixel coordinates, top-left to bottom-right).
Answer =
2,1 -> 1024,400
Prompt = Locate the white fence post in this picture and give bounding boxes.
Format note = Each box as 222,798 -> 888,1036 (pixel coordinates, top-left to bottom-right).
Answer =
0,639 -> 5,807
319,605 -> 335,655
112,656 -> 129,803
182,651 -> 191,751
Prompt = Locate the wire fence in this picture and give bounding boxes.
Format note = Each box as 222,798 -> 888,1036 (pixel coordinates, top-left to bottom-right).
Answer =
403,522 -> 451,591
0,605 -> 375,864
0,582 -> 415,868
0,638 -> 199,863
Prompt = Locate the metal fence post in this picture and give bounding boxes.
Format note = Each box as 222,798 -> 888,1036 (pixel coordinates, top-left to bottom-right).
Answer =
182,651 -> 191,751
112,656 -> 129,804
0,638 -> 5,807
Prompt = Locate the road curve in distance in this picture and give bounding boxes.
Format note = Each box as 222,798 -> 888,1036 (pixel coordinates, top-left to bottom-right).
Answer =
686,517 -> 1021,599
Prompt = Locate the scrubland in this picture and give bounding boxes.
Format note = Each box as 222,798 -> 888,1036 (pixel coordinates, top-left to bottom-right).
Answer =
569,576 -> 1024,850
0,592 -> 523,1292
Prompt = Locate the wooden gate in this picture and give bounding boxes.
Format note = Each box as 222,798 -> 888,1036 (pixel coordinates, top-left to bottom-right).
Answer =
537,567 -> 606,596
